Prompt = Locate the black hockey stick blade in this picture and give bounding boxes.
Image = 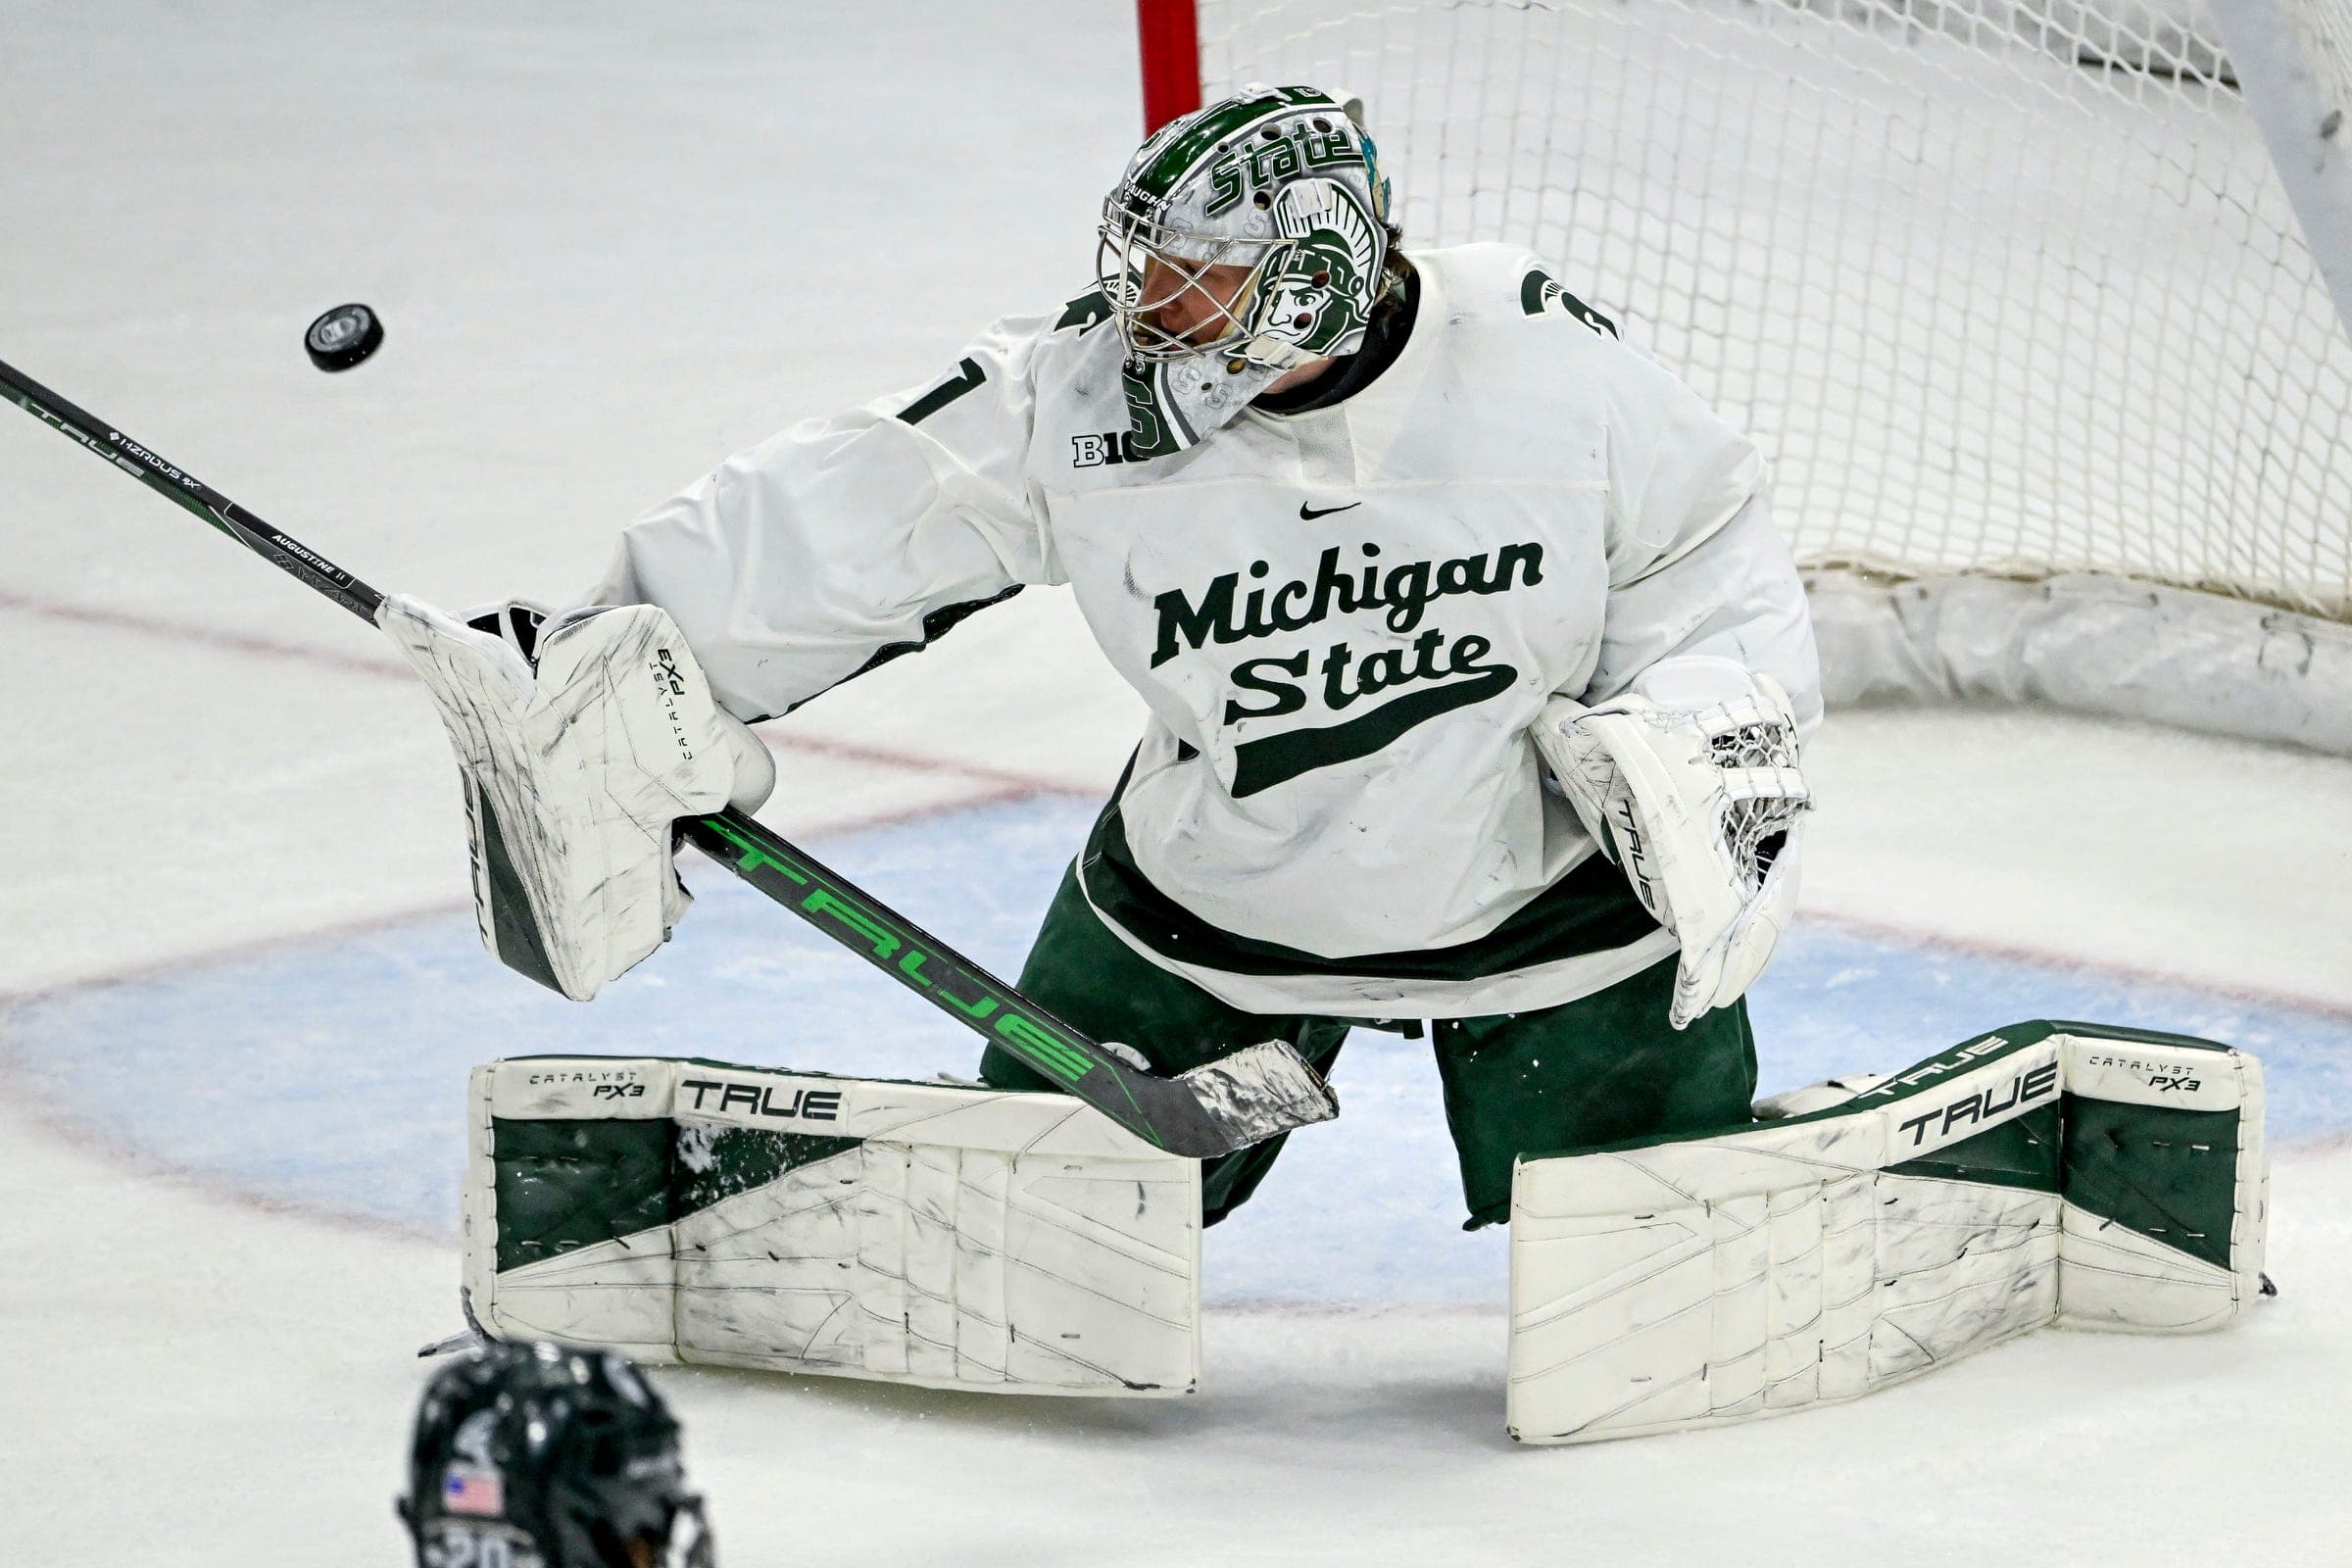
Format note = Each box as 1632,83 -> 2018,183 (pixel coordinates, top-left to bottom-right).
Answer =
0,352 -> 1338,1158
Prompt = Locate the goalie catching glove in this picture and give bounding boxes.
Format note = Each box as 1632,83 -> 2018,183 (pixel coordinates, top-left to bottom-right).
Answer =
1534,655 -> 1810,1029
381,596 -> 775,1002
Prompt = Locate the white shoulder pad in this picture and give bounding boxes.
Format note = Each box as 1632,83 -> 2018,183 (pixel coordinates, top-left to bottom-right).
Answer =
1507,1023 -> 2266,1444
464,1057 -> 1200,1396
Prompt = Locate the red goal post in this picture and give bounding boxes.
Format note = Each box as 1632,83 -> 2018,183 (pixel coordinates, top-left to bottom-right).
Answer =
1137,0 -> 1204,132
1127,0 -> 2352,754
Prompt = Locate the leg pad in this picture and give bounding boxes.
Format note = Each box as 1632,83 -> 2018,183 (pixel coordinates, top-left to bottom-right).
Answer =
466,1057 -> 1201,1396
1507,1021 -> 2267,1443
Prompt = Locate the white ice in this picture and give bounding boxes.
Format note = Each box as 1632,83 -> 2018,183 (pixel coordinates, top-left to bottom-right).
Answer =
3,4 -> 2349,1564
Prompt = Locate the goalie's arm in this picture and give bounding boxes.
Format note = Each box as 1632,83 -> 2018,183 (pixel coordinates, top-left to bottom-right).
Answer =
1576,323 -> 1820,721
1582,490 -> 1821,729
587,313 -> 1062,722
1536,342 -> 1820,1026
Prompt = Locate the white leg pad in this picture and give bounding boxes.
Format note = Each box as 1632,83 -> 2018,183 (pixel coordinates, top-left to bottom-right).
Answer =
1507,1022 -> 2266,1444
464,1057 -> 1201,1396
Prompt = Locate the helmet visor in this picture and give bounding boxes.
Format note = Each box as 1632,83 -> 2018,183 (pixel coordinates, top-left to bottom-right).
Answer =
1097,197 -> 1277,362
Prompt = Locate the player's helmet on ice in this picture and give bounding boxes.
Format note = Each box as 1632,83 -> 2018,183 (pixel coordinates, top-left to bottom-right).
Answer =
399,1339 -> 713,1568
1098,83 -> 1397,453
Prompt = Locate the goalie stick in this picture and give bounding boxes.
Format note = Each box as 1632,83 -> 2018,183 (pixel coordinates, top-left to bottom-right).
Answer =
0,353 -> 1337,1159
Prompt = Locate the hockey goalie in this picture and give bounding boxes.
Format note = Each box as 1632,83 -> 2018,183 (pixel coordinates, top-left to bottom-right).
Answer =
412,85 -> 2266,1434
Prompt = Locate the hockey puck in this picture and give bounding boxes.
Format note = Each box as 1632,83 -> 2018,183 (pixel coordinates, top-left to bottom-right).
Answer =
305,303 -> 384,371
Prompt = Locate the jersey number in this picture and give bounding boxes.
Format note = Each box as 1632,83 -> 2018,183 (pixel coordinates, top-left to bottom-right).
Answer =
898,357 -> 986,425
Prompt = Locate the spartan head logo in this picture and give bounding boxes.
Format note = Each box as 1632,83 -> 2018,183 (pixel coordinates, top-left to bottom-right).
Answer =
1252,177 -> 1382,359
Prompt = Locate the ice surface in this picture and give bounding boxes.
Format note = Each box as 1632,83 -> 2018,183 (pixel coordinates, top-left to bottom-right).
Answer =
11,792 -> 2352,1311
3,3 -> 2349,1564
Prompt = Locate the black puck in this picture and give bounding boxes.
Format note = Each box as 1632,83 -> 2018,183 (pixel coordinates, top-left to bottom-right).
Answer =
305,303 -> 384,371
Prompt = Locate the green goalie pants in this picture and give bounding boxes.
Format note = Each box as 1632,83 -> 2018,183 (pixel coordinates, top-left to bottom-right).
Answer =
979,863 -> 1758,1229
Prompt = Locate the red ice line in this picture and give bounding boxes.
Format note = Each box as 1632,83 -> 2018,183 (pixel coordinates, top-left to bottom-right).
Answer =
0,586 -> 1115,1236
4,583 -> 2347,1026
0,585 -> 407,681
0,585 -> 1102,798
0,584 -> 1102,1004
4,579 -> 2349,1240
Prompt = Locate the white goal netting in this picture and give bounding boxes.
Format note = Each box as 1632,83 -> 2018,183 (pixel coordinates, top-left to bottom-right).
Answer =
1194,0 -> 2352,747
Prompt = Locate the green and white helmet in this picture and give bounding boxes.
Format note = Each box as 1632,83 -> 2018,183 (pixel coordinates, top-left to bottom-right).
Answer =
1098,83 -> 1396,455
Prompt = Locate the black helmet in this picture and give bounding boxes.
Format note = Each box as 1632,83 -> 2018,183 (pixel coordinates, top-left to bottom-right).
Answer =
399,1340 -> 712,1568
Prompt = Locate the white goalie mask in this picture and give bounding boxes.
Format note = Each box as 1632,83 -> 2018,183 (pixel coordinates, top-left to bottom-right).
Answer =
1097,83 -> 1397,456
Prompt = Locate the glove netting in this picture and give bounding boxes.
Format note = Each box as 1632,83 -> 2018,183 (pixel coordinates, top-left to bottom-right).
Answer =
1708,713 -> 1806,897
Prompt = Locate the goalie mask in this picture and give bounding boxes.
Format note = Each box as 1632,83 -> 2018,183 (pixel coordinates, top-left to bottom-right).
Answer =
399,1340 -> 713,1568
1098,83 -> 1396,456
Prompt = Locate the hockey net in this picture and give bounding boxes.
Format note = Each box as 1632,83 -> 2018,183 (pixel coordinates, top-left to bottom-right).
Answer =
1147,0 -> 2352,751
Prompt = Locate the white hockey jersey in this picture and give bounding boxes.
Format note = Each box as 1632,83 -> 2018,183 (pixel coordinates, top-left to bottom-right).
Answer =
590,244 -> 1820,1018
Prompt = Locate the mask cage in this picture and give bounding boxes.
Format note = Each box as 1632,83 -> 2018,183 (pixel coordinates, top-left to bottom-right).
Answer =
1097,193 -> 1281,365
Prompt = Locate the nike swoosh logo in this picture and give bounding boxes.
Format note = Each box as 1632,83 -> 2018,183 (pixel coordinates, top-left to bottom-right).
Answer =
1298,501 -> 1361,519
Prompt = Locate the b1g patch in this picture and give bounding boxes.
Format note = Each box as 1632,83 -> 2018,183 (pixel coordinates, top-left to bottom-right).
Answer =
1520,269 -> 1617,338
1071,430 -> 1148,467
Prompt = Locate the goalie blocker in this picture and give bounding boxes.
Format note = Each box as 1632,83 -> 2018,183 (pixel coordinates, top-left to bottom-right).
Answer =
381,595 -> 776,1004
1507,1020 -> 2269,1444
